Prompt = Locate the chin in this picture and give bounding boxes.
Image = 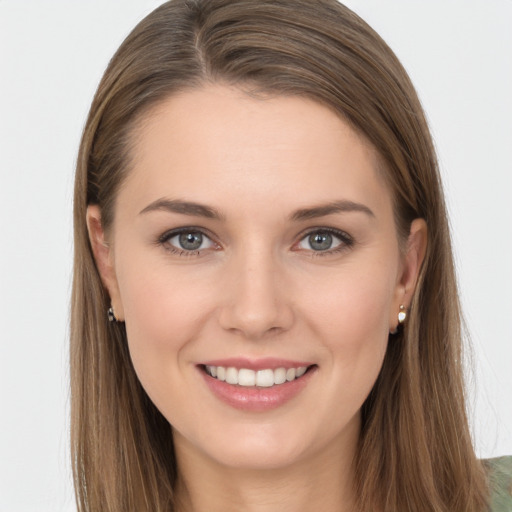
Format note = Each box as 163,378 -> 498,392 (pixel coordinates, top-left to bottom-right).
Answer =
203,436 -> 310,471
174,411 -> 358,473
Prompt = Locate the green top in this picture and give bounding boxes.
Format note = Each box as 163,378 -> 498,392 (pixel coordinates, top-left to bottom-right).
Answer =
487,456 -> 512,511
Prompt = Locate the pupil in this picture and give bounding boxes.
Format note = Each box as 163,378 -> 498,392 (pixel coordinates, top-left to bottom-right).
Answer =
309,232 -> 332,251
179,232 -> 202,250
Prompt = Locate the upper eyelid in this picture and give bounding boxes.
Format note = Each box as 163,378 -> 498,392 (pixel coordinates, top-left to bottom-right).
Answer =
158,226 -> 216,242
296,226 -> 353,241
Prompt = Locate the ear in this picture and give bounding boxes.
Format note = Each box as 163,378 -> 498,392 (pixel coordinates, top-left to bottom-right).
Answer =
390,218 -> 428,331
86,205 -> 124,321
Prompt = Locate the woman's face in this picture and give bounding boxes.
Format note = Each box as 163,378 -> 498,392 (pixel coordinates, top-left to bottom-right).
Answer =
89,85 -> 425,471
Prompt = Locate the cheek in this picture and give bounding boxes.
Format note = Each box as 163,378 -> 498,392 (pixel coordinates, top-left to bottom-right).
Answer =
305,260 -> 396,341
117,250 -> 215,343
301,261 -> 396,390
114,253 -> 217,402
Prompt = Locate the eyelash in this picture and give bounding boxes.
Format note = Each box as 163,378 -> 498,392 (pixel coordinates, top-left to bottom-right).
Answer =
157,227 -> 218,257
156,226 -> 354,257
296,227 -> 354,257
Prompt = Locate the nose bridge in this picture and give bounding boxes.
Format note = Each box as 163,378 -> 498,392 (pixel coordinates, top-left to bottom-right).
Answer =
219,241 -> 293,339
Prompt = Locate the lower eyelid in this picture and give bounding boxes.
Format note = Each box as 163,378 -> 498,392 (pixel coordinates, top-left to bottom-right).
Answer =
160,241 -> 214,258
307,243 -> 351,257
165,247 -> 202,257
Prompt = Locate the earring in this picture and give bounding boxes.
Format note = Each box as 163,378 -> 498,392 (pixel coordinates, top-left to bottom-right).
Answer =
390,305 -> 407,335
398,304 -> 407,324
107,307 -> 117,322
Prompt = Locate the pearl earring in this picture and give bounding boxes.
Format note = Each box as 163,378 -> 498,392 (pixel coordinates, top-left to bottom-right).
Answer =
107,307 -> 117,322
397,304 -> 407,324
390,305 -> 407,335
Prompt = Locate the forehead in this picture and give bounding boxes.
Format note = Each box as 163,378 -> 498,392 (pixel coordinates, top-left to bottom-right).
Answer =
120,85 -> 393,220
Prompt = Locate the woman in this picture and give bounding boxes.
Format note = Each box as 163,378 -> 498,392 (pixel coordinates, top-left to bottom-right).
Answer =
71,0 -> 512,510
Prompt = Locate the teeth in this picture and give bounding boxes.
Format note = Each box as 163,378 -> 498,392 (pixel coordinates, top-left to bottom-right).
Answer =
274,367 -> 287,385
205,365 -> 309,387
238,368 -> 256,386
225,367 -> 238,385
296,366 -> 307,377
216,366 -> 226,381
256,369 -> 274,387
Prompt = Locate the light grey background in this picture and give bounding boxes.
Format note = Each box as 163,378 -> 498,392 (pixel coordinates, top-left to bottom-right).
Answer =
0,1 -> 510,510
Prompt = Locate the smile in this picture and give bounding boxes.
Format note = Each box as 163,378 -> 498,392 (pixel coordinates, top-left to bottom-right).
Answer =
204,365 -> 309,387
199,359 -> 317,411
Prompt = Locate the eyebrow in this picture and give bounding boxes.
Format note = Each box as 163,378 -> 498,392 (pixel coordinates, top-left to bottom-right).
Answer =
139,198 -> 374,221
139,198 -> 223,219
290,200 -> 375,221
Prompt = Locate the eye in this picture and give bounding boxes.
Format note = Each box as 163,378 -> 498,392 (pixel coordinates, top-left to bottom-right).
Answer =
296,228 -> 353,254
159,228 -> 217,254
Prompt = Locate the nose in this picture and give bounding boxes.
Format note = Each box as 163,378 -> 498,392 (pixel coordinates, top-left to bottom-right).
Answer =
218,246 -> 294,340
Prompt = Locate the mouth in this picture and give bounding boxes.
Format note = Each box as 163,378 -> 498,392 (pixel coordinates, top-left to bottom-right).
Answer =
202,364 -> 313,388
198,358 -> 317,411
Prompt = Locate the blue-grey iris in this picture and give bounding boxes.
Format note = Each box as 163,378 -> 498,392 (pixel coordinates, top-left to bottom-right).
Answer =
179,232 -> 203,250
309,232 -> 332,251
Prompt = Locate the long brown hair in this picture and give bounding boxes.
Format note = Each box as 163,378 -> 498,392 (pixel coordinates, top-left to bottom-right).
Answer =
71,1 -> 489,510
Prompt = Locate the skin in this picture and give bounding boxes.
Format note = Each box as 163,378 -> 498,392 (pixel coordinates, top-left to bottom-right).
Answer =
88,85 -> 427,512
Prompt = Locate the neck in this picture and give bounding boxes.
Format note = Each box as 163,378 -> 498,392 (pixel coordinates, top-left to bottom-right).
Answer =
173,429 -> 358,512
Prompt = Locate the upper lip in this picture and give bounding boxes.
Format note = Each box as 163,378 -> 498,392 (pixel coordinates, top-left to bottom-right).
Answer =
198,357 -> 314,371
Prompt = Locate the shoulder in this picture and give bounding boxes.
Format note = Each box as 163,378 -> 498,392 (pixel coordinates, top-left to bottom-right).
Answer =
484,456 -> 512,511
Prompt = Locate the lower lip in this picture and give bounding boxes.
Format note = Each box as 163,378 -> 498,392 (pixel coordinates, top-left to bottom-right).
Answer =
199,366 -> 316,412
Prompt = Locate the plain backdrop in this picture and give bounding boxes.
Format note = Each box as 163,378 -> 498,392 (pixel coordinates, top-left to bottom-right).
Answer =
1,1 -> 511,511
